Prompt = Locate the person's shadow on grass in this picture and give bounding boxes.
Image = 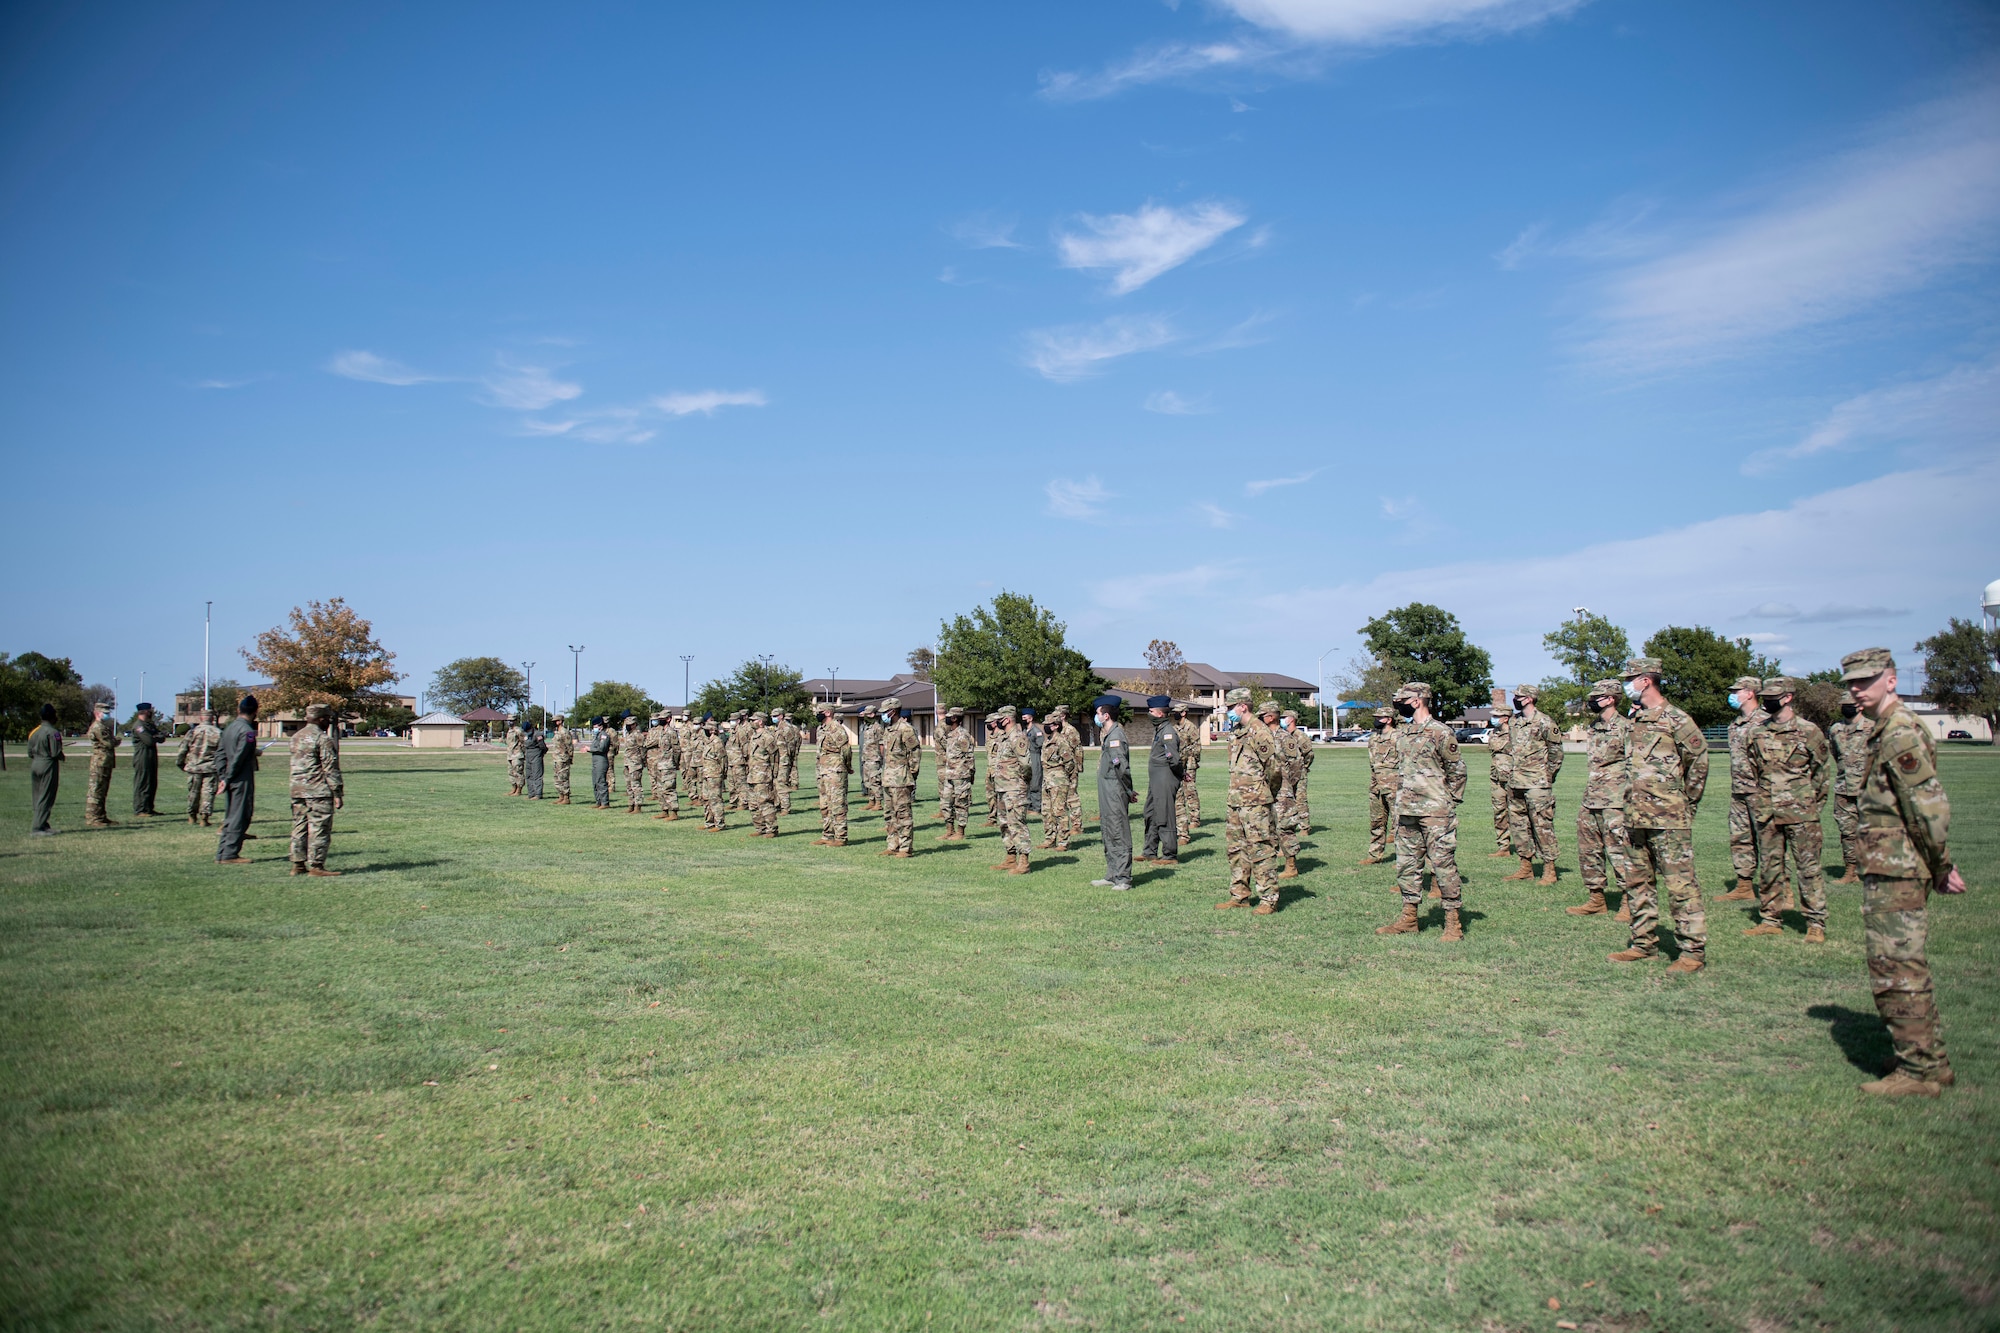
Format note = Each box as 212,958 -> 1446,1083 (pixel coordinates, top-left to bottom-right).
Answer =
1806,1003 -> 1893,1075
1274,885 -> 1320,910
345,858 -> 449,874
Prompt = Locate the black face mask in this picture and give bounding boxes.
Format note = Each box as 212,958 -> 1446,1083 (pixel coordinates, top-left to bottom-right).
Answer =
1395,702 -> 1416,718
1840,704 -> 1857,719
1761,697 -> 1782,714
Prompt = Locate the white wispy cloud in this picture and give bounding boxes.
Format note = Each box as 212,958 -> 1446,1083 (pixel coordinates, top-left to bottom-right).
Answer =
1040,41 -> 1270,102
1055,200 -> 1247,294
949,212 -> 1025,250
1045,476 -> 1113,520
1739,602 -> 1908,625
655,389 -> 767,417
1243,468 -> 1319,496
1090,562 -> 1238,612
1581,82 -> 2000,371
482,361 -> 583,412
1144,389 -> 1212,415
191,376 -> 259,390
519,408 -> 655,445
328,349 -> 444,385
1196,502 -> 1240,528
1743,355 -> 2000,475
1024,315 -> 1178,382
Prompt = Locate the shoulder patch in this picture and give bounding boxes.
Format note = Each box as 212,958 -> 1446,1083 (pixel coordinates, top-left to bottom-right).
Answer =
1897,751 -> 1920,773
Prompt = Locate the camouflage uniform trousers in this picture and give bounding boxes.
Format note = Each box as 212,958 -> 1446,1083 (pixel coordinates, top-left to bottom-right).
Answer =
1295,776 -> 1311,833
818,772 -> 849,842
553,758 -> 571,800
1832,793 -> 1860,871
938,775 -> 971,830
883,785 -> 914,853
727,760 -> 747,810
863,759 -> 884,808
1366,789 -> 1395,860
508,754 -> 524,788
1490,779 -> 1510,852
702,774 -> 727,829
1619,826 -> 1707,959
1507,785 -> 1558,864
86,756 -> 114,824
652,764 -> 680,817
779,759 -> 797,815
982,770 -> 997,823
1863,876 -> 1949,1078
1275,780 -> 1300,860
749,782 -> 779,836
1067,781 -> 1082,833
1754,818 -> 1827,928
1225,799 -> 1282,907
997,784 -> 1032,857
1396,814 -> 1462,909
289,796 -> 334,869
187,773 -> 220,820
1728,794 -> 1758,881
1576,805 -> 1632,900
1040,774 -> 1074,847
626,761 -> 648,811
1175,778 -> 1200,843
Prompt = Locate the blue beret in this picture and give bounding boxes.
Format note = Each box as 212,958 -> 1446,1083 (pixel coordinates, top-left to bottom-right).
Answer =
1020,705 -> 1036,716
899,707 -> 911,718
1146,695 -> 1170,709
1092,694 -> 1123,712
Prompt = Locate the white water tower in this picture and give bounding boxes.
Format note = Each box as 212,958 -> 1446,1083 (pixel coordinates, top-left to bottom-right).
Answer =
1985,578 -> 2000,632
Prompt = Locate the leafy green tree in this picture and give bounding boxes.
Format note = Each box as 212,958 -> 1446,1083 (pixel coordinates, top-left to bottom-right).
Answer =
1639,625 -> 1771,729
1329,655 -> 1405,727
935,591 -> 1100,718
691,661 -> 810,720
1543,611 -> 1632,684
1357,603 -> 1493,720
1918,619 -> 2000,737
429,657 -> 528,716
182,675 -> 252,717
1793,681 -> 1845,732
360,702 -> 418,734
0,652 -> 92,766
569,680 -> 661,724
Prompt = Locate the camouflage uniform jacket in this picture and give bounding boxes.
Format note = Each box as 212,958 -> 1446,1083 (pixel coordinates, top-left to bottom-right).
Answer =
552,725 -> 575,761
625,726 -> 650,766
1580,714 -> 1632,810
1622,703 -> 1708,830
88,715 -> 119,761
506,726 -> 524,759
1508,711 -> 1563,789
816,719 -> 853,774
1855,700 -> 1951,881
883,720 -> 922,787
940,724 -> 977,779
776,719 -> 802,768
1746,715 -> 1830,825
723,725 -> 745,768
1227,718 -> 1282,807
1366,725 -> 1401,794
993,727 -> 1031,788
288,721 -> 343,799
1056,722 -> 1083,778
1829,716 -> 1873,797
1280,727 -> 1313,781
860,721 -> 884,769
1727,713 -> 1763,795
178,721 -> 222,775
698,729 -> 727,777
651,724 -> 680,771
746,726 -> 781,783
1486,720 -> 1513,784
1392,719 -> 1465,818
1175,719 -> 1202,775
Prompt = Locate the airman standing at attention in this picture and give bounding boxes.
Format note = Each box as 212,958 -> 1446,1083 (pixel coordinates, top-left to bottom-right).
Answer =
1273,709 -> 1305,879
1485,705 -> 1514,857
1827,700 -> 1873,885
83,700 -> 120,828
1173,704 -> 1203,843
623,713 -> 651,812
1376,682 -> 1467,939
288,703 -> 344,877
1718,676 -> 1766,902
745,712 -> 782,837
178,707 -> 223,825
1609,657 -> 1709,974
650,713 -> 682,819
860,711 -> 885,811
506,719 -> 526,796
1058,707 -> 1085,836
1137,696 -> 1182,866
1504,683 -> 1563,885
812,703 -> 852,846
129,703 -> 163,816
880,700 -> 921,857
1742,676 -> 1831,942
1841,646 -> 1962,1096
550,716 -> 575,804
774,709 -> 802,814
725,711 -> 750,810
1038,707 -> 1077,851
699,715 -> 729,830
28,703 -> 63,836
1216,689 -> 1283,913
981,714 -> 1001,825
521,715 -> 546,798
1361,708 -> 1400,866
1023,705 -> 1045,815
213,695 -> 261,864
1292,711 -> 1316,834
1089,697 -> 1135,890
1567,680 -> 1632,918
587,717 -> 615,810
937,706 -> 975,840
988,706 -> 1033,873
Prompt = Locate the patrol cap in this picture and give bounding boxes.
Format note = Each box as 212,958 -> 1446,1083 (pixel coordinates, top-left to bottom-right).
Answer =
1280,709 -> 1298,721
1170,703 -> 1187,715
944,705 -> 963,719
1048,705 -> 1067,719
1490,705 -> 1513,717
1512,682 -> 1539,700
1224,687 -> 1251,704
1092,694 -> 1123,713
1257,698 -> 1281,717
1587,679 -> 1622,701
1621,656 -> 1663,680
1840,647 -> 1895,681
1396,681 -> 1434,701
1146,694 -> 1171,710
1759,676 -> 1800,697
994,705 -> 1018,720
749,710 -> 767,722
1730,675 -> 1763,695
772,708 -> 786,719
880,696 -> 901,712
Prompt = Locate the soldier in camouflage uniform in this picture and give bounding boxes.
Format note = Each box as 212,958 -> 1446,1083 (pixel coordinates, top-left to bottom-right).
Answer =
879,700 -> 921,857
1275,709 -> 1313,877
698,716 -> 729,829
550,716 -> 575,803
1376,683 -> 1467,938
1485,706 -> 1513,856
937,706 -> 976,840
1361,709 -> 1400,865
649,714 -> 681,819
860,713 -> 885,811
1172,704 -> 1202,842
1841,646 -> 1962,1096
1742,677 -> 1832,941
288,704 -> 344,876
981,715 -> 1000,826
812,703 -> 853,845
1566,680 -> 1632,918
1214,689 -> 1283,912
623,714 -> 652,812
178,707 -> 224,824
988,706 -> 1033,872
1828,702 -> 1872,885
1057,708 -> 1084,835
83,701 -> 120,827
1609,657 -> 1709,973
719,711 -> 745,809
1039,706 -> 1078,850
1504,684 -> 1563,884
1718,675 -> 1765,902
506,721 -> 526,795
744,712 -> 782,837
774,709 -> 802,814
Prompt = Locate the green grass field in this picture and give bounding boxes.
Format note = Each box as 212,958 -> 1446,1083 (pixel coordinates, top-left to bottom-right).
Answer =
3,742 -> 1997,1331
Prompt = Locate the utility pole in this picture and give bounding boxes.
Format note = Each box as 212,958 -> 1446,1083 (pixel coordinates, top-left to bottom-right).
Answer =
1316,647 -> 1337,732
204,601 -> 212,712
680,655 -> 694,708
826,667 -> 839,706
757,654 -> 774,714
568,645 -> 584,712
522,662 -> 535,724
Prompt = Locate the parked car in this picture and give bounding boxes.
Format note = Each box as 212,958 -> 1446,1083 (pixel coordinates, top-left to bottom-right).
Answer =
1333,729 -> 1367,743
1947,729 -> 1972,740
1456,727 -> 1488,744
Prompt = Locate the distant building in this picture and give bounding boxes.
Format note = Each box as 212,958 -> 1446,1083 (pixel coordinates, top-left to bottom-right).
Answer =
1898,693 -> 1993,743
410,712 -> 468,749
173,684 -> 418,738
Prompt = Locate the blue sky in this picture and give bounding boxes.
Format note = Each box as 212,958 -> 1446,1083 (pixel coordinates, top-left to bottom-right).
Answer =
3,0 -> 1996,709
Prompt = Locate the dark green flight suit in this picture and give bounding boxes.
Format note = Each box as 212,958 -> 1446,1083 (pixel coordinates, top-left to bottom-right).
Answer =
1097,718 -> 1135,887
1142,716 -> 1182,860
214,715 -> 259,860
29,722 -> 63,833
130,712 -> 163,814
522,728 -> 547,798
588,726 -> 613,807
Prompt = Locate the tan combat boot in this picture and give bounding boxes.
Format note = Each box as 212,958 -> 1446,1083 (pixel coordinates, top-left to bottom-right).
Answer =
1860,1069 -> 1943,1097
1252,903 -> 1275,915
1742,921 -> 1783,937
1441,908 -> 1464,941
1278,855 -> 1299,879
308,867 -> 340,877
1718,877 -> 1756,902
1566,893 -> 1608,916
1376,903 -> 1420,935
1664,955 -> 1704,973
1607,947 -> 1651,963
1614,900 -> 1631,922
1488,848 -> 1512,858
1537,863 -> 1558,886
1009,856 -> 1029,875
1503,857 -> 1535,881
1358,854 -> 1386,866
989,853 -> 1017,871
1214,898 -> 1248,910
1837,867 -> 1860,885
290,862 -> 307,876
1805,924 -> 1826,943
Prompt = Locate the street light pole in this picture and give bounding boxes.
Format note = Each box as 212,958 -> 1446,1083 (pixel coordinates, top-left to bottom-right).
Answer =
204,601 -> 212,713
522,662 -> 535,724
568,645 -> 584,712
827,667 -> 839,705
1316,647 -> 1339,732
757,654 -> 774,714
680,655 -> 693,708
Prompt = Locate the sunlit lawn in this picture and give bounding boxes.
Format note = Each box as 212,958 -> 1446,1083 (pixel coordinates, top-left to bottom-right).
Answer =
3,741 -> 1996,1331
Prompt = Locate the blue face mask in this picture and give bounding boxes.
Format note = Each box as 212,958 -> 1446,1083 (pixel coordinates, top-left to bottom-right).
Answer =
1726,692 -> 1739,709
